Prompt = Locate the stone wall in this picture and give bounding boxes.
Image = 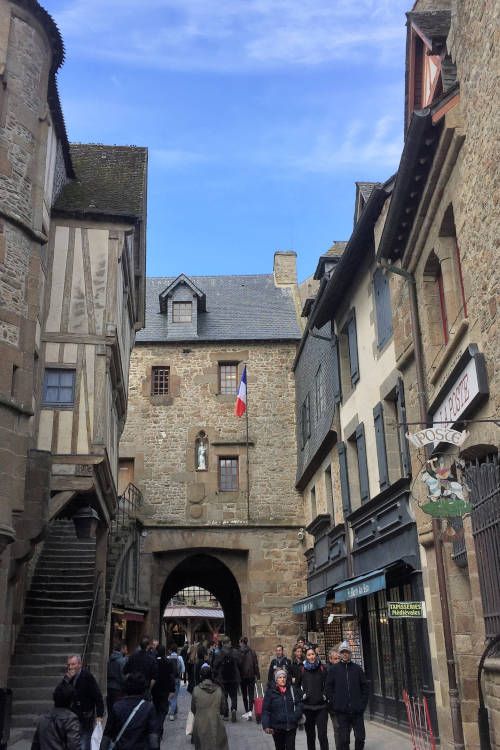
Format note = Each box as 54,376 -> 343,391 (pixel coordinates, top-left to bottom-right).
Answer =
484,660 -> 500,750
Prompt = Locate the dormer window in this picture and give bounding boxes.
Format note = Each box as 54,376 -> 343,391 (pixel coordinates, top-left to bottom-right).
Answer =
172,301 -> 192,323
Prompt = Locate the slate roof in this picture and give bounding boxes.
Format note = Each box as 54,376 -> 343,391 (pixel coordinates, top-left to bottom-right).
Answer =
356,182 -> 378,202
408,11 -> 451,49
137,275 -> 302,343
54,144 -> 147,220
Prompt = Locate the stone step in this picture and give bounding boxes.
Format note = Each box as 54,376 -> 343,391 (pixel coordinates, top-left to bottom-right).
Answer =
31,575 -> 94,586
10,714 -> 39,730
11,685 -> 55,702
36,560 -> 95,571
9,663 -> 67,677
23,615 -> 89,627
27,593 -> 94,604
24,604 -> 91,616
11,699 -> 53,716
9,673 -> 70,689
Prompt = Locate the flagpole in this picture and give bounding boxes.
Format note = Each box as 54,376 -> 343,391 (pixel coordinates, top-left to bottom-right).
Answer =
245,364 -> 250,522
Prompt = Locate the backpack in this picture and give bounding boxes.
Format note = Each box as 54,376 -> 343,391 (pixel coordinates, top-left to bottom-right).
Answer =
168,654 -> 179,679
220,652 -> 235,681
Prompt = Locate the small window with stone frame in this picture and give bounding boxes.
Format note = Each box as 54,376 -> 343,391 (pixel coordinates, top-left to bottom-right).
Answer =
218,457 -> 239,491
172,301 -> 192,323
151,366 -> 170,396
219,362 -> 239,395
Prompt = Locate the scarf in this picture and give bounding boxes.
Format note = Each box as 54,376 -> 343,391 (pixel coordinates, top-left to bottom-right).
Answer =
303,658 -> 321,671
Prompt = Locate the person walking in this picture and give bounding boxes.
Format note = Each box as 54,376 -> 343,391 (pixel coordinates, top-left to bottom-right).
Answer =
262,669 -> 304,750
31,683 -> 80,750
213,637 -> 241,722
289,644 -> 304,686
238,636 -> 260,720
106,641 -> 128,713
325,641 -> 369,750
326,647 -> 341,749
191,663 -> 229,750
123,637 -> 158,695
151,645 -> 175,741
166,644 -> 185,720
267,645 -> 292,686
298,646 -> 329,750
60,654 -> 104,750
100,672 -> 159,750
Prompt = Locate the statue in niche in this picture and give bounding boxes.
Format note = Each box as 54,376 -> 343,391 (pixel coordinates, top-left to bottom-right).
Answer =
196,433 -> 208,471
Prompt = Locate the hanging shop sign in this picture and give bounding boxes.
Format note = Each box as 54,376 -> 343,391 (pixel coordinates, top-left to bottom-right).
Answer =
419,455 -> 472,518
387,601 -> 426,619
406,427 -> 469,449
431,350 -> 488,430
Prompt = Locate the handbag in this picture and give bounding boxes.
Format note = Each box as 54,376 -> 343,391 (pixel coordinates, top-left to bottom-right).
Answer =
109,699 -> 145,750
90,722 -> 103,750
185,709 -> 194,736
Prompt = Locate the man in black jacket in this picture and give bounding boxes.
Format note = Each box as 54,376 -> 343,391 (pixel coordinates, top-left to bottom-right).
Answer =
238,636 -> 261,719
267,645 -> 292,686
213,637 -> 241,722
61,654 -> 104,750
325,641 -> 369,750
124,637 -> 158,695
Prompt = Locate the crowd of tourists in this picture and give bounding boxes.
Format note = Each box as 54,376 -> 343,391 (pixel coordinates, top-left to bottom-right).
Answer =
30,634 -> 368,750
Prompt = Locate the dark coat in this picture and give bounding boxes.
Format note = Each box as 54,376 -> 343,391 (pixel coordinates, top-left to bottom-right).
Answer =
262,684 -> 303,731
123,649 -> 158,685
267,656 -> 292,685
213,647 -> 241,685
191,679 -> 229,750
63,669 -> 104,729
100,695 -> 159,750
107,651 -> 127,692
325,660 -> 369,714
289,659 -> 303,686
151,657 -> 175,712
298,662 -> 327,710
31,707 -> 80,750
238,646 -> 260,680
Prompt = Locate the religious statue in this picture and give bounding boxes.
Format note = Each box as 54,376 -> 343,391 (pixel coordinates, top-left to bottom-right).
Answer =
196,435 -> 207,470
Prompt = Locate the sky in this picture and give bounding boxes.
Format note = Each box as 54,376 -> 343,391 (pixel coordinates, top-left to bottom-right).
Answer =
43,0 -> 410,282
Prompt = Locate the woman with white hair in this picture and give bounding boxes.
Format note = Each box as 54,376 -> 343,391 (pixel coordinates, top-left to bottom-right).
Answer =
262,669 -> 304,750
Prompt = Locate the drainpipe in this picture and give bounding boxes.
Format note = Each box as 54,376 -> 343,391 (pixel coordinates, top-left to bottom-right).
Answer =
379,260 -> 465,750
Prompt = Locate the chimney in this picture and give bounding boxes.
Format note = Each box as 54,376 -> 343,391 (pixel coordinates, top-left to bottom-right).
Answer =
273,250 -> 297,287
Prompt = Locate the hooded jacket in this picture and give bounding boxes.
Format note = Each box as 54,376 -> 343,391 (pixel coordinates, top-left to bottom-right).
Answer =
107,650 -> 127,692
191,679 -> 229,750
262,683 -> 303,731
325,660 -> 369,714
31,707 -> 80,750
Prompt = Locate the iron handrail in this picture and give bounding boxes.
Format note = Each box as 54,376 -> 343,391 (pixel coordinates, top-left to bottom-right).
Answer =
82,571 -> 103,669
111,482 -> 143,536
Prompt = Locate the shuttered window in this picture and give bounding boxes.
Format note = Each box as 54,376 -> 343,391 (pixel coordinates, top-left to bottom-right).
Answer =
338,442 -> 351,515
301,394 -> 311,447
396,378 -> 411,477
332,333 -> 342,404
373,402 -> 390,490
373,267 -> 393,348
355,423 -> 370,503
347,312 -> 360,385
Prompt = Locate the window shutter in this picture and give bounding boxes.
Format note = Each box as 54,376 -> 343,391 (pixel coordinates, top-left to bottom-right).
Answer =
373,402 -> 389,490
347,313 -> 360,385
396,378 -> 411,477
355,423 -> 370,502
332,333 -> 342,404
373,268 -> 393,348
338,442 -> 351,515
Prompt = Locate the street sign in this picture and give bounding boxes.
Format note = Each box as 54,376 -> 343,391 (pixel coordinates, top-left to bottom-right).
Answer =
387,601 -> 426,619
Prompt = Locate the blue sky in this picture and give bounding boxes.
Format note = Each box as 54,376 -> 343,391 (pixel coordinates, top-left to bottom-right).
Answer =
44,0 -> 410,281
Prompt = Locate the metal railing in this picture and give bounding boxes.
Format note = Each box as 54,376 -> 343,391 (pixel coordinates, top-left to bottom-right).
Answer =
403,690 -> 436,750
111,482 -> 143,536
82,571 -> 103,670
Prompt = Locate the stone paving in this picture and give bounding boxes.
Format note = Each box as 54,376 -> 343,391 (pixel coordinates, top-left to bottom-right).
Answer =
8,683 -> 413,749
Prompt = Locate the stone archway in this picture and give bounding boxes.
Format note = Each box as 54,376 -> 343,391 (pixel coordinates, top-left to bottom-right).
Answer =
160,553 -> 242,644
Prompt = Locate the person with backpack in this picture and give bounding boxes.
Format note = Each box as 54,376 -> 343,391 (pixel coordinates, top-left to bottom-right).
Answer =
100,672 -> 159,750
298,646 -> 329,750
151,645 -> 175,741
213,637 -> 241,722
262,669 -> 304,750
106,640 -> 128,713
238,636 -> 260,720
31,683 -> 80,750
166,645 -> 185,721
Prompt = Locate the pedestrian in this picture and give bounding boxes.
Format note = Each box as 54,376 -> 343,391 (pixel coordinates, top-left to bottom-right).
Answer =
299,646 -> 329,750
289,644 -> 304,686
191,663 -> 229,750
123,636 -> 158,695
166,644 -> 185,720
238,636 -> 260,720
267,644 -> 292,686
31,682 -> 80,750
100,672 -> 159,750
151,644 -> 175,741
325,641 -> 369,750
213,637 -> 241,722
59,654 -> 104,750
262,669 -> 304,750
193,641 -> 208,687
326,647 -> 341,749
148,639 -> 159,658
180,642 -> 189,684
106,640 -> 128,713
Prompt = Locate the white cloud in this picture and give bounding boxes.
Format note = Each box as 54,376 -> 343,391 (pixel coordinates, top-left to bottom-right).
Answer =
47,0 -> 406,72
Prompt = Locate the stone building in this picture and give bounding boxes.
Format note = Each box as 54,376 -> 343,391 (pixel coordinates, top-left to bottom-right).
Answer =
375,1 -> 499,748
0,0 -> 147,738
120,252 -> 307,665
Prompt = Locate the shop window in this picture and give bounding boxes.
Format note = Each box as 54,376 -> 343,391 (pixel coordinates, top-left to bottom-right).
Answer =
373,267 -> 393,349
42,368 -> 75,406
218,456 -> 238,491
219,362 -> 238,395
151,365 -> 170,395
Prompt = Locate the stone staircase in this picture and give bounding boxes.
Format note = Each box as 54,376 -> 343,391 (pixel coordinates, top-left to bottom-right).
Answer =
7,520 -> 100,740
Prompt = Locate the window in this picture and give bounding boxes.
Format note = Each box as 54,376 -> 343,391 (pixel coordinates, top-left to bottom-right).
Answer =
373,267 -> 393,349
310,486 -> 317,519
332,334 -> 342,404
151,366 -> 170,395
301,394 -> 311,447
172,301 -> 192,323
436,266 -> 449,345
42,368 -> 75,406
325,466 -> 335,525
219,363 -> 238,395
373,402 -> 390,490
355,424 -> 370,503
339,310 -> 359,394
338,442 -> 351,515
315,365 -> 326,419
218,457 -> 239,491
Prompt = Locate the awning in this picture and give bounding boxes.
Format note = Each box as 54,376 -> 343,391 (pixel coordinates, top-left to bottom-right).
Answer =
333,569 -> 386,603
292,589 -> 330,615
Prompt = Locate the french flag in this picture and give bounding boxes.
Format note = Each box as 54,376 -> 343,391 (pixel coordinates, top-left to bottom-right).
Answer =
234,366 -> 247,417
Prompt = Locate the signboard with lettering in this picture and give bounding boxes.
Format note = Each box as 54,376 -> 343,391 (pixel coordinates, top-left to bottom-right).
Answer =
387,601 -> 426,619
430,347 -> 488,431
334,571 -> 386,603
